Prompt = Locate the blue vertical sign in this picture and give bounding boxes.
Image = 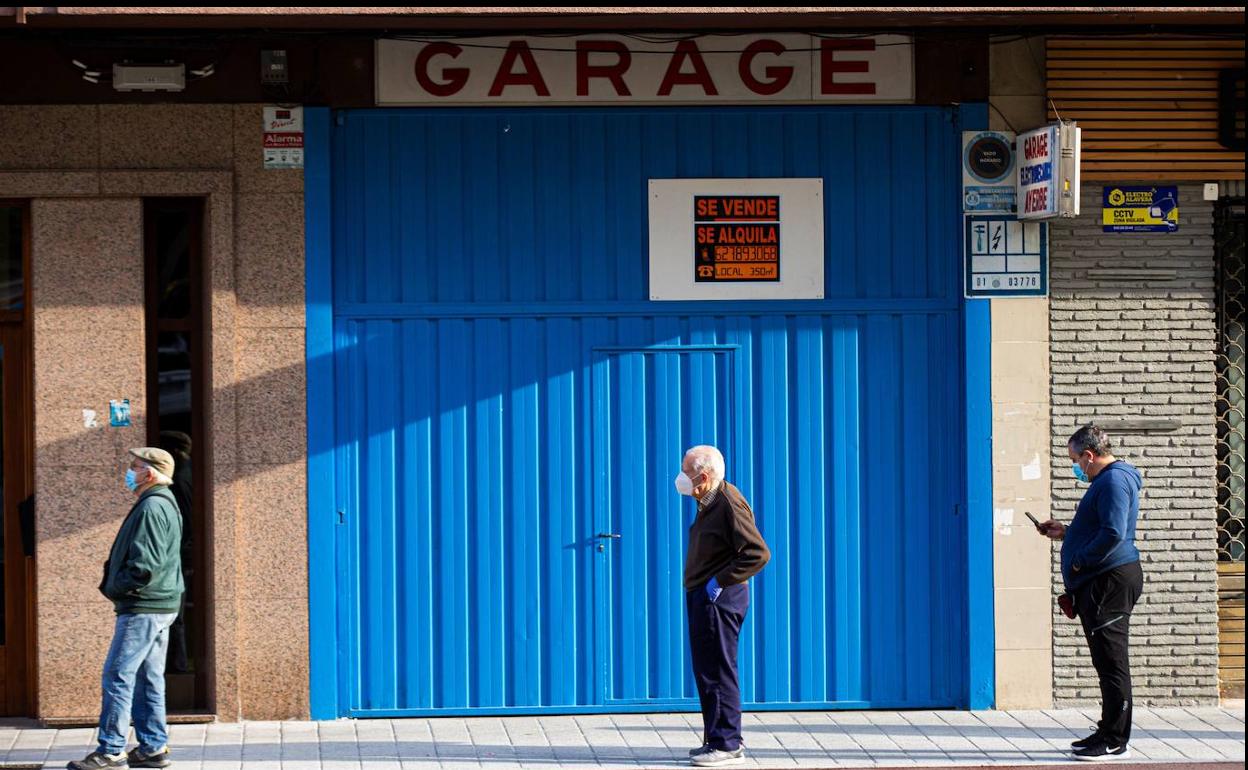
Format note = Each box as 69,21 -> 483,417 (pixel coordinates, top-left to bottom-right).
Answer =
1016,124 -> 1058,220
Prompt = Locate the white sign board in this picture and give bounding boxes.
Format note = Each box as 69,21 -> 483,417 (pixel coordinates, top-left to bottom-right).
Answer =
648,179 -> 824,301
1017,122 -> 1081,220
263,105 -> 304,169
377,35 -> 913,105
964,215 -> 1048,298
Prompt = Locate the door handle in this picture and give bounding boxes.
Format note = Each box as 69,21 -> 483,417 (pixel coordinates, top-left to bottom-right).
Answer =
595,533 -> 622,539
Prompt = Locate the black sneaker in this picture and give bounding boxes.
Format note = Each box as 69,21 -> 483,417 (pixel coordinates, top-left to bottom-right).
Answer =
67,751 -> 129,769
1072,731 -> 1103,749
1074,741 -> 1131,761
128,746 -> 172,768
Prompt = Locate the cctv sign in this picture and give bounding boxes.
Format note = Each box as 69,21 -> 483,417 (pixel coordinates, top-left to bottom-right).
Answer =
376,35 -> 914,105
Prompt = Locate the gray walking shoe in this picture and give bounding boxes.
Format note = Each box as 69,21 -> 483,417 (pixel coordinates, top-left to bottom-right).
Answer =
691,747 -> 745,767
128,746 -> 173,768
691,739 -> 743,757
66,751 -> 129,769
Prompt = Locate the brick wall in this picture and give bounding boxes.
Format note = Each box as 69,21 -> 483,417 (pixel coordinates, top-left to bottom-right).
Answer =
1049,184 -> 1221,705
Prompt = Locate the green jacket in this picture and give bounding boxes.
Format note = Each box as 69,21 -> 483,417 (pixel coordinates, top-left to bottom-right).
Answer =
100,486 -> 184,614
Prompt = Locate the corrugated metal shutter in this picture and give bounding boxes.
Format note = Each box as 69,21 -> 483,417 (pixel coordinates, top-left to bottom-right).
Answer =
326,107 -> 972,716
1046,36 -> 1246,181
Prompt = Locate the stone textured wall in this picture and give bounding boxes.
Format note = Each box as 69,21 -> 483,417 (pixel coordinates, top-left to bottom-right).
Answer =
0,104 -> 309,720
1049,184 -> 1220,705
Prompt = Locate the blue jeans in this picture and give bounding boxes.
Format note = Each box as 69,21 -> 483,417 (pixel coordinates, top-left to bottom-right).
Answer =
97,612 -> 179,755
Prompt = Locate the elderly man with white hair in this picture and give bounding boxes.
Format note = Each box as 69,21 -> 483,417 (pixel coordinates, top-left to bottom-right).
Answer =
70,448 -> 184,770
676,445 -> 770,767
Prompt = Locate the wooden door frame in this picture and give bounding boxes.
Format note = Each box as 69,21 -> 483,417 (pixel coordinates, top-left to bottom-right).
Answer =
0,198 -> 34,716
142,197 -> 209,711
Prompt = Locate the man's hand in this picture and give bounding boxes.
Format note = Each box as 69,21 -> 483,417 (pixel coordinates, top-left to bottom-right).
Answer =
706,576 -> 723,603
1038,520 -> 1066,541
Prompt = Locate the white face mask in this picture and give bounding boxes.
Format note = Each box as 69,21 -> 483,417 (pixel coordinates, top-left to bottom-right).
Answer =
674,472 -> 695,496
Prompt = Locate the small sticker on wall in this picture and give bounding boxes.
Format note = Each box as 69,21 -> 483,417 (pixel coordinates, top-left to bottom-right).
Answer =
994,507 -> 1016,535
83,409 -> 100,429
1021,453 -> 1043,481
109,399 -> 132,428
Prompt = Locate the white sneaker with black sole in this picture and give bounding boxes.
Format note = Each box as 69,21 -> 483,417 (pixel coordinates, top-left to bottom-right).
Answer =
691,747 -> 745,767
1073,741 -> 1131,761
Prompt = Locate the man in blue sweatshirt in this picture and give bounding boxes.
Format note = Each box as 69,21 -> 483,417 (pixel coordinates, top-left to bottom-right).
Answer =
1039,425 -> 1143,762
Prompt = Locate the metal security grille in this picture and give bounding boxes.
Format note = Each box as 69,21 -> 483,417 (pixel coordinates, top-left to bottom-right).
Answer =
1217,201 -> 1246,564
1216,199 -> 1245,698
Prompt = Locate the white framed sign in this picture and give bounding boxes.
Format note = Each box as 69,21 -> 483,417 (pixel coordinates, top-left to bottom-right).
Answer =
964,214 -> 1048,298
1017,121 -> 1081,220
377,35 -> 914,105
263,105 -> 304,169
1017,124 -> 1058,219
648,178 -> 824,301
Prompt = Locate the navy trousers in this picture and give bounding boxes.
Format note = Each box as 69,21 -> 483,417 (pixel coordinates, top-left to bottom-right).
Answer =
687,581 -> 749,752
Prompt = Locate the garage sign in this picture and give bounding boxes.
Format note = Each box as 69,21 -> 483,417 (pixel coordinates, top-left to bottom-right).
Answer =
377,35 -> 913,105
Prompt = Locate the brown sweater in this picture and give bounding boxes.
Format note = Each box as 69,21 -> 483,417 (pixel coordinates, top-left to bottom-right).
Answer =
683,481 -> 771,590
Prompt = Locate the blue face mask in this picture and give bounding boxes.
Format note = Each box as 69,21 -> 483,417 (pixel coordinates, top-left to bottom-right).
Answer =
125,469 -> 141,492
1071,462 -> 1089,484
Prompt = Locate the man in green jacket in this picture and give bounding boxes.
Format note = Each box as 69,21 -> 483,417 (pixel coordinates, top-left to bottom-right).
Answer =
70,448 -> 184,770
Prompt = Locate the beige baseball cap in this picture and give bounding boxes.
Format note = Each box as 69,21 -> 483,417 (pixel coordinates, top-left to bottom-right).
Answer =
129,447 -> 175,479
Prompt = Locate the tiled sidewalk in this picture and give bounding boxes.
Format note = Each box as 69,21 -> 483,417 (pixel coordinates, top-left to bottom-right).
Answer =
1,706 -> 1243,769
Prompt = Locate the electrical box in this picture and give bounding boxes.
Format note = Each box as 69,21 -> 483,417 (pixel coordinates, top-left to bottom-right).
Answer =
262,49 -> 289,85
113,63 -> 185,92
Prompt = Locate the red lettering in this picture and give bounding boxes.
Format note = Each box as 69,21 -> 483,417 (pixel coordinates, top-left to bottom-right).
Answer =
1026,188 -> 1048,214
489,41 -> 551,97
1024,133 -> 1049,160
414,43 -> 469,97
739,39 -> 794,96
657,40 -> 718,97
819,39 -> 876,95
576,40 -> 632,97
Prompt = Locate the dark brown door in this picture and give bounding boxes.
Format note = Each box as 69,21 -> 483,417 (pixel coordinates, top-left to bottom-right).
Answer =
0,200 -> 33,716
144,198 -> 208,712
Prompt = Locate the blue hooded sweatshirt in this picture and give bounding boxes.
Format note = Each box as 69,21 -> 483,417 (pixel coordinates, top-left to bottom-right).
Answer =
1061,460 -> 1142,593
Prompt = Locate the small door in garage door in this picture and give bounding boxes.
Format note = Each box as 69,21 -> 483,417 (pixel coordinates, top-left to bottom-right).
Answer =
592,347 -> 735,706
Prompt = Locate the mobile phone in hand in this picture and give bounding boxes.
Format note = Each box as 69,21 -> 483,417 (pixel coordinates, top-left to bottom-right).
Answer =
1024,511 -> 1043,532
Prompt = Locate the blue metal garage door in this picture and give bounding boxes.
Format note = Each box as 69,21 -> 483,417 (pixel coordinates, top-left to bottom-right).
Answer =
306,106 -> 991,717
